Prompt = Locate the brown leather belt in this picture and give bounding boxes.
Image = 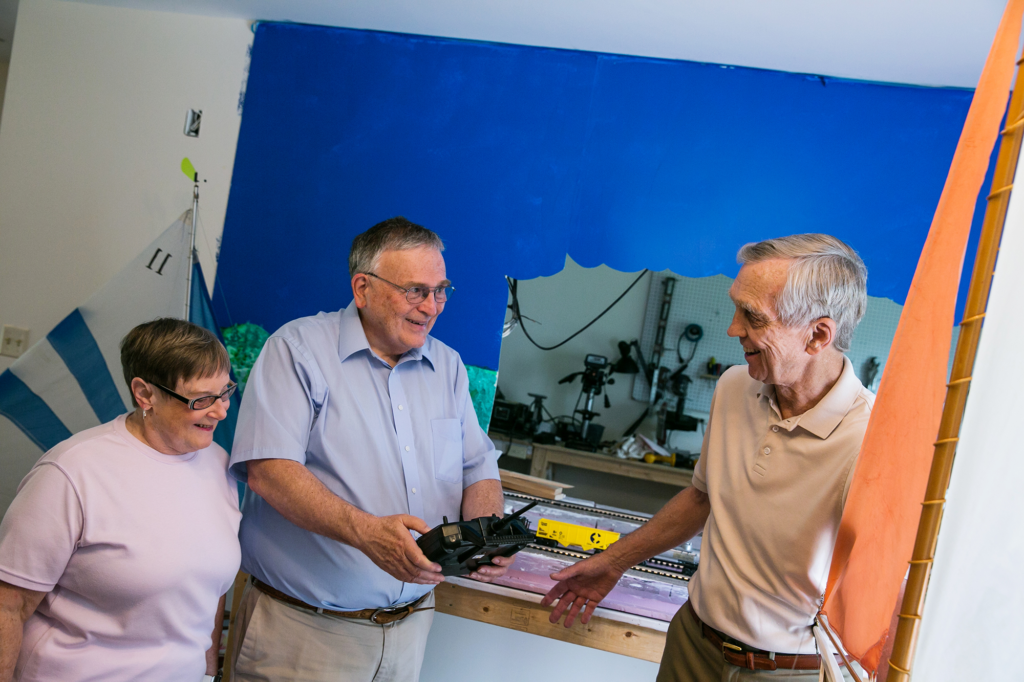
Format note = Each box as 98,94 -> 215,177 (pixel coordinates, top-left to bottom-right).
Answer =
251,576 -> 434,625
686,601 -> 843,672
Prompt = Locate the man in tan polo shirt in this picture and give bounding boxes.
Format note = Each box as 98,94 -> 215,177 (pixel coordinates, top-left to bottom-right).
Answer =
543,234 -> 873,680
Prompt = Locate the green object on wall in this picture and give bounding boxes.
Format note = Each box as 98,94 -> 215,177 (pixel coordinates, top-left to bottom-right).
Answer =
465,365 -> 498,432
222,323 -> 270,394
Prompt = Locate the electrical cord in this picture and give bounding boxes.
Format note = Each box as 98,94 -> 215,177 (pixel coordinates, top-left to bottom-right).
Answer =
676,334 -> 700,370
675,323 -> 704,370
675,333 -> 700,372
507,269 -> 650,351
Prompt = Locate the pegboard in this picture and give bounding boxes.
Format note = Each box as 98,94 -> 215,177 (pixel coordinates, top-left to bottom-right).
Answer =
630,271 -> 949,415
631,273 -> 745,414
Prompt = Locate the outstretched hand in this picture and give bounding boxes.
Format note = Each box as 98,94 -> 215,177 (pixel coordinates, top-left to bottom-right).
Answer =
357,514 -> 444,585
541,553 -> 624,627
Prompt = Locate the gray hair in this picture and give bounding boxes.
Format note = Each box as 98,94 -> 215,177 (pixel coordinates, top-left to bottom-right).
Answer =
348,216 -> 444,277
737,234 -> 867,353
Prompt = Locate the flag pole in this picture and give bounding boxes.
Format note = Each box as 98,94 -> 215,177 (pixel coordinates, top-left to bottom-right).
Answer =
184,173 -> 198,321
886,51 -> 1024,682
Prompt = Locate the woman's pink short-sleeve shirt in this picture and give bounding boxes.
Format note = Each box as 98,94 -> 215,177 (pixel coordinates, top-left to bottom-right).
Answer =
0,415 -> 242,681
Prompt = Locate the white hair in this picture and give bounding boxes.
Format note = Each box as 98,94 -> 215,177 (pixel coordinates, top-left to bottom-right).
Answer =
737,234 -> 867,353
348,216 -> 444,278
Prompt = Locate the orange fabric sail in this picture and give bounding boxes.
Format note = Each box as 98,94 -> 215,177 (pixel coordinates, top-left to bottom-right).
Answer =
820,0 -> 1024,672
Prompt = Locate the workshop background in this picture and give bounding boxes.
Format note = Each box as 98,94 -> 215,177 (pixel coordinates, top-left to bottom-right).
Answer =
0,1 -> 1009,680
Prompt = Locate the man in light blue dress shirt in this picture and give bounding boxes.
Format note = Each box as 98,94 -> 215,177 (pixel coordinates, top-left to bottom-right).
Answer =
227,217 -> 508,681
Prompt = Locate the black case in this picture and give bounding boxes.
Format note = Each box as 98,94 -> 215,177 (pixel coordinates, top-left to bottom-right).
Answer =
417,502 -> 537,576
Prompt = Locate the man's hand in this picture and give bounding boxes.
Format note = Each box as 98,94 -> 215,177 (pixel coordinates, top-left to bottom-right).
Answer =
461,479 -> 513,582
356,514 -> 444,585
467,554 -> 515,583
541,552 -> 625,628
540,485 -> 710,629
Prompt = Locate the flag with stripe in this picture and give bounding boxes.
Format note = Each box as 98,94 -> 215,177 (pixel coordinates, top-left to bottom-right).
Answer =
0,213 -> 237,514
190,260 -> 239,452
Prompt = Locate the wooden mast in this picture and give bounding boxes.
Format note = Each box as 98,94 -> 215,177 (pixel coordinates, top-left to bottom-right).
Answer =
886,51 -> 1024,682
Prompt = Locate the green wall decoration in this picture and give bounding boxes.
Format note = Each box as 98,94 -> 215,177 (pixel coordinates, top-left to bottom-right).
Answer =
222,322 -> 270,394
465,365 -> 498,432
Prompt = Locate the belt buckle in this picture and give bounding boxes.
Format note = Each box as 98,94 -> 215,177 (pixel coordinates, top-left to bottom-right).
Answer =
722,642 -> 743,653
371,606 -> 410,624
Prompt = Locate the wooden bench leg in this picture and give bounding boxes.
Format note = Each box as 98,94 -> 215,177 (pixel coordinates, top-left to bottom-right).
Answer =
529,448 -> 549,479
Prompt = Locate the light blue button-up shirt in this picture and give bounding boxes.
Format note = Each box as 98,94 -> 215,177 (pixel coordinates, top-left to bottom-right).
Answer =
229,301 -> 500,609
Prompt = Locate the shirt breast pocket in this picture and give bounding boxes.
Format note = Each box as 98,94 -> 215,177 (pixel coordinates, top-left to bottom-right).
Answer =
431,418 -> 464,484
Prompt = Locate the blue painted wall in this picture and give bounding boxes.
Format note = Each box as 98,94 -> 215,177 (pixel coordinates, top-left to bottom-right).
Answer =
214,22 -> 987,370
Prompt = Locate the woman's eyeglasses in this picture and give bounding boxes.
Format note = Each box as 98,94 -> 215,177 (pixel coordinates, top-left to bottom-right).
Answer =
155,382 -> 237,410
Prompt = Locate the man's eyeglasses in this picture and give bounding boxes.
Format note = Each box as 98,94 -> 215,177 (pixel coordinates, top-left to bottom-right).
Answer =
155,382 -> 237,410
364,272 -> 455,304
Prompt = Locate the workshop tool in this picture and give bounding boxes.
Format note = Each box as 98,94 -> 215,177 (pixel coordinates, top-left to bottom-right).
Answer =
643,451 -> 676,466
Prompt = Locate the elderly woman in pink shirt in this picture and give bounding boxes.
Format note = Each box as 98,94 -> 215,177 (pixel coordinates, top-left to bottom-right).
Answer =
0,318 -> 241,682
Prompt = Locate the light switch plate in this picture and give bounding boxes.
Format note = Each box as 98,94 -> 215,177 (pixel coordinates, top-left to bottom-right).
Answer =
1,326 -> 30,358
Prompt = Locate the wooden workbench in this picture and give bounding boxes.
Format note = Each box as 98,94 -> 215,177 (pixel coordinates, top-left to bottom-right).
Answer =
528,442 -> 693,489
223,572 -> 669,676
434,577 -> 669,663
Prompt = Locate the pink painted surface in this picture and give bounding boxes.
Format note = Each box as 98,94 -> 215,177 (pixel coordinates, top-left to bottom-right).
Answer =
489,549 -> 687,622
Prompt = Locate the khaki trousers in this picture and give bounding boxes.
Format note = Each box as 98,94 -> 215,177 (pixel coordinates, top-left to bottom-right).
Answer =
657,602 -> 864,682
229,582 -> 435,682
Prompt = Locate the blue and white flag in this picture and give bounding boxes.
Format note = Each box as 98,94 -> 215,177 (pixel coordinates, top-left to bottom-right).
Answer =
0,212 -> 237,514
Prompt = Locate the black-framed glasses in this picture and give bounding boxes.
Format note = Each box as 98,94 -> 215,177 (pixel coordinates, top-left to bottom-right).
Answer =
155,382 -> 237,410
364,272 -> 455,304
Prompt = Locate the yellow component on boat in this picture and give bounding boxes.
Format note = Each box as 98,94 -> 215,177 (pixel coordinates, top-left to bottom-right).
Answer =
536,518 -> 621,551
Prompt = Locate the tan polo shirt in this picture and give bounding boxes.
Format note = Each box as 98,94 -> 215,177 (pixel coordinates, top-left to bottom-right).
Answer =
688,356 -> 874,654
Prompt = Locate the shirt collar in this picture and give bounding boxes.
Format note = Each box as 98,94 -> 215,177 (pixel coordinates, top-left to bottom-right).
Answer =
757,356 -> 863,439
337,300 -> 435,369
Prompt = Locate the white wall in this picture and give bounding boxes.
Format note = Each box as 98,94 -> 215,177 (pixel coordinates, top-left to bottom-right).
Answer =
422,613 -> 660,682
0,0 -> 251,372
497,256 -> 651,443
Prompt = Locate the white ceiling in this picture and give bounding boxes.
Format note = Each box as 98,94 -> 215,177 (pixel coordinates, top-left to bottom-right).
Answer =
10,0 -> 1013,88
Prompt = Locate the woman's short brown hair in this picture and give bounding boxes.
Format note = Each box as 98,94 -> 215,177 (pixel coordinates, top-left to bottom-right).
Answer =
120,318 -> 231,407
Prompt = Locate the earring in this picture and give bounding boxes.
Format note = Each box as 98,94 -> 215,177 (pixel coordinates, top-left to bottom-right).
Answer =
142,409 -> 147,419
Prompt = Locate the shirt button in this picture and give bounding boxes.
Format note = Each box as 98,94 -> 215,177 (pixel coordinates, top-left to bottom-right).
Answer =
398,405 -> 404,411
405,446 -> 410,452
772,426 -> 779,432
763,447 -> 771,455
412,488 -> 417,494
